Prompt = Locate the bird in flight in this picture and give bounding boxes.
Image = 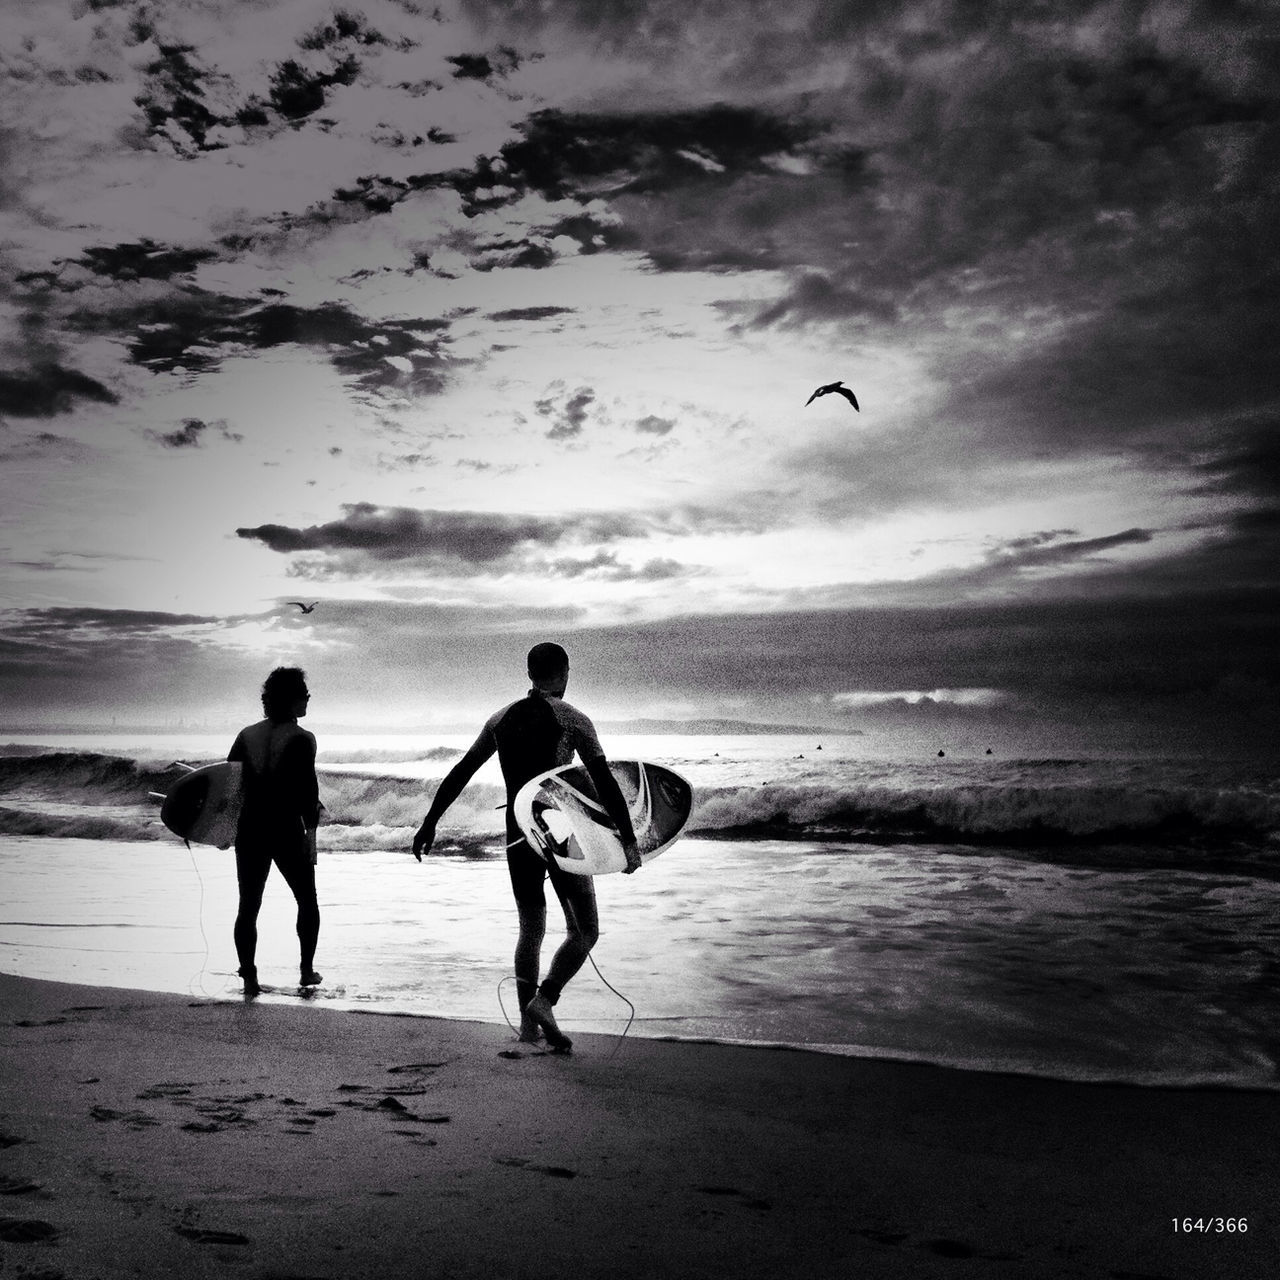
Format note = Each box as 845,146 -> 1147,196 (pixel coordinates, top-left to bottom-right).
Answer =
288,601 -> 319,614
805,380 -> 859,411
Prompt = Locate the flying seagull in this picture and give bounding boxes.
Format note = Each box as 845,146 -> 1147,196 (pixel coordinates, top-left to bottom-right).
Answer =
805,380 -> 859,411
288,601 -> 319,614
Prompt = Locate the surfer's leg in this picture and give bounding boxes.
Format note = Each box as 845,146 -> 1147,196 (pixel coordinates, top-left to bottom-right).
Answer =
233,842 -> 271,986
506,824 -> 547,1014
538,869 -> 599,1005
274,844 -> 320,981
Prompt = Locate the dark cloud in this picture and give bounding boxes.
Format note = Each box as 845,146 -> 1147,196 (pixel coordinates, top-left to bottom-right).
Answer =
132,43 -> 228,155
548,551 -> 692,581
76,240 -> 217,283
266,55 -> 360,121
1191,416 -> 1280,501
236,502 -> 648,570
746,273 -> 899,328
299,10 -> 400,53
0,432 -> 88,463
469,238 -> 557,272
635,415 -> 675,436
486,306 -> 576,322
447,48 -> 524,81
147,417 -> 242,449
0,364 -> 118,418
986,528 -> 1153,571
535,386 -> 596,440
63,292 -> 454,401
498,104 -> 819,200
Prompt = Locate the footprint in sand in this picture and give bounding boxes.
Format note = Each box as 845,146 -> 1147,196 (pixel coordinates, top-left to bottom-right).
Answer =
89,1105 -> 159,1130
0,1176 -> 43,1196
694,1185 -> 772,1212
174,1226 -> 251,1246
0,1216 -> 61,1243
496,1157 -> 577,1179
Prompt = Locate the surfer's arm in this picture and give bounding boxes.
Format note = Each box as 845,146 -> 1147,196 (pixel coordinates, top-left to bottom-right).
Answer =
583,755 -> 641,872
412,729 -> 495,861
295,733 -> 321,831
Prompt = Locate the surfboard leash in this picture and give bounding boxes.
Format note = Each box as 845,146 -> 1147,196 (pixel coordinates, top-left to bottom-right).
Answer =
185,840 -> 213,999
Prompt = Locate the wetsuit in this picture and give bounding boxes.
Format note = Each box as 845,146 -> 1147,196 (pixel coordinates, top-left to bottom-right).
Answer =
478,690 -> 636,1008
227,718 -> 321,978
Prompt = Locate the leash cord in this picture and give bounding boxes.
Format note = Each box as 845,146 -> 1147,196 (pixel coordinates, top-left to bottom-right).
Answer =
186,840 -> 212,998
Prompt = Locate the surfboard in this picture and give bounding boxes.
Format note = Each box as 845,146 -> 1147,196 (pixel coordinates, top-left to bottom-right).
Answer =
160,761 -> 243,849
512,759 -> 693,876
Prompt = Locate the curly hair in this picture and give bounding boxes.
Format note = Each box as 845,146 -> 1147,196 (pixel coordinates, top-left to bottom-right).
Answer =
260,667 -> 309,720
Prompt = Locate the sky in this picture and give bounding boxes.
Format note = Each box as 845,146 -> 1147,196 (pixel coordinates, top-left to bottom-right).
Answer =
1,0 -> 1278,748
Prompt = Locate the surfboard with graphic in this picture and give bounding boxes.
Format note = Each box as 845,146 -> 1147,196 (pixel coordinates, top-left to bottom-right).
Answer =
513,759 -> 693,875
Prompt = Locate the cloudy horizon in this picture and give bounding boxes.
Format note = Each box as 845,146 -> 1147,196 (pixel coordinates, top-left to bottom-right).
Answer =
3,0 -> 1278,749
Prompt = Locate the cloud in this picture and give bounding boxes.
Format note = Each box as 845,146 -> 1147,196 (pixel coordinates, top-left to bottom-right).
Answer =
235,502 -> 649,572
635,414 -> 675,436
0,364 -> 118,418
548,551 -> 693,581
486,306 -> 576,322
77,239 -> 218,282
745,272 -> 899,329
535,385 -> 596,440
0,431 -> 90,463
499,103 -> 818,200
60,291 -> 456,401
146,417 -> 242,448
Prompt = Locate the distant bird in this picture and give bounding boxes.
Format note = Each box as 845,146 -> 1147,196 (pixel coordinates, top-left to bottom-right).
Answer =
805,380 -> 859,411
288,601 -> 319,614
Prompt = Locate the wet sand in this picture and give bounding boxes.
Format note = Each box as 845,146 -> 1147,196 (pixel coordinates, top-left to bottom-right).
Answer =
0,971 -> 1275,1278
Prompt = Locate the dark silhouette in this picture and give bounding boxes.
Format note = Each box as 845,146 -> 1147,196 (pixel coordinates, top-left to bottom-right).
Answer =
412,643 -> 640,1052
805,380 -> 859,411
288,601 -> 318,614
227,667 -> 321,996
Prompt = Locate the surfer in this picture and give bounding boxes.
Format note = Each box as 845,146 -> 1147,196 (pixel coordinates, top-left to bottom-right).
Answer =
411,642 -> 641,1052
227,667 -> 322,997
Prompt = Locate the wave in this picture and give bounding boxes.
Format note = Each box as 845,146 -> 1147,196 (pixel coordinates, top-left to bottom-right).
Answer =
689,780 -> 1280,851
318,746 -> 462,766
0,751 -> 188,803
0,806 -> 163,842
3,750 -> 1277,860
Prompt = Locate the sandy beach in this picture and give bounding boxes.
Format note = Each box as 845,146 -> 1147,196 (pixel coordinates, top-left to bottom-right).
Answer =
0,973 -> 1275,1278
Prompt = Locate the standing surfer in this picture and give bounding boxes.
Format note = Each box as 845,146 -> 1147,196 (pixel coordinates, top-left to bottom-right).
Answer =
228,667 -> 322,997
412,643 -> 641,1052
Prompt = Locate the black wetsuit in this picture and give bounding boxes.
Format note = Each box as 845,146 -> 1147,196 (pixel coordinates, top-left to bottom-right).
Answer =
477,690 -> 635,1007
227,719 -> 320,978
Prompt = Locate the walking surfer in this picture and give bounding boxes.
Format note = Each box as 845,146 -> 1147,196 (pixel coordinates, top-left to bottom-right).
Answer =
227,666 -> 322,997
412,643 -> 641,1051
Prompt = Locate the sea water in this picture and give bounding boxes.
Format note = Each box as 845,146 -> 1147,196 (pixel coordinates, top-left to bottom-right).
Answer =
1,732 -> 1278,1089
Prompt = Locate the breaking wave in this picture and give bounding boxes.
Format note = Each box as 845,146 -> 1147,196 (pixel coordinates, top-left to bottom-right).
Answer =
1,749 -> 1277,862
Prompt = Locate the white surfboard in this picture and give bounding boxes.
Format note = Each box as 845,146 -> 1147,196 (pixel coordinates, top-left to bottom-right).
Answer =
513,759 -> 693,876
160,761 -> 243,849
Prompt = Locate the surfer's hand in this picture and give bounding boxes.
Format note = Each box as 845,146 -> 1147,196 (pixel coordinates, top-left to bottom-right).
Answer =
622,841 -> 642,874
412,819 -> 436,862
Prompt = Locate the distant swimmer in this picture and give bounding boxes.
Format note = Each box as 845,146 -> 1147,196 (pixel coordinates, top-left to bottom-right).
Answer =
288,601 -> 319,614
805,380 -> 859,411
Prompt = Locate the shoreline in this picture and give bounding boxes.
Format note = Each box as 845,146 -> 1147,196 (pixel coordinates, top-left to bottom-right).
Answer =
2,972 -> 1278,1278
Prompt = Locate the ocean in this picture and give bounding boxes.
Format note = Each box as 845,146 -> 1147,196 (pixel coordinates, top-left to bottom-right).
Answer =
2,730 -> 1278,1090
